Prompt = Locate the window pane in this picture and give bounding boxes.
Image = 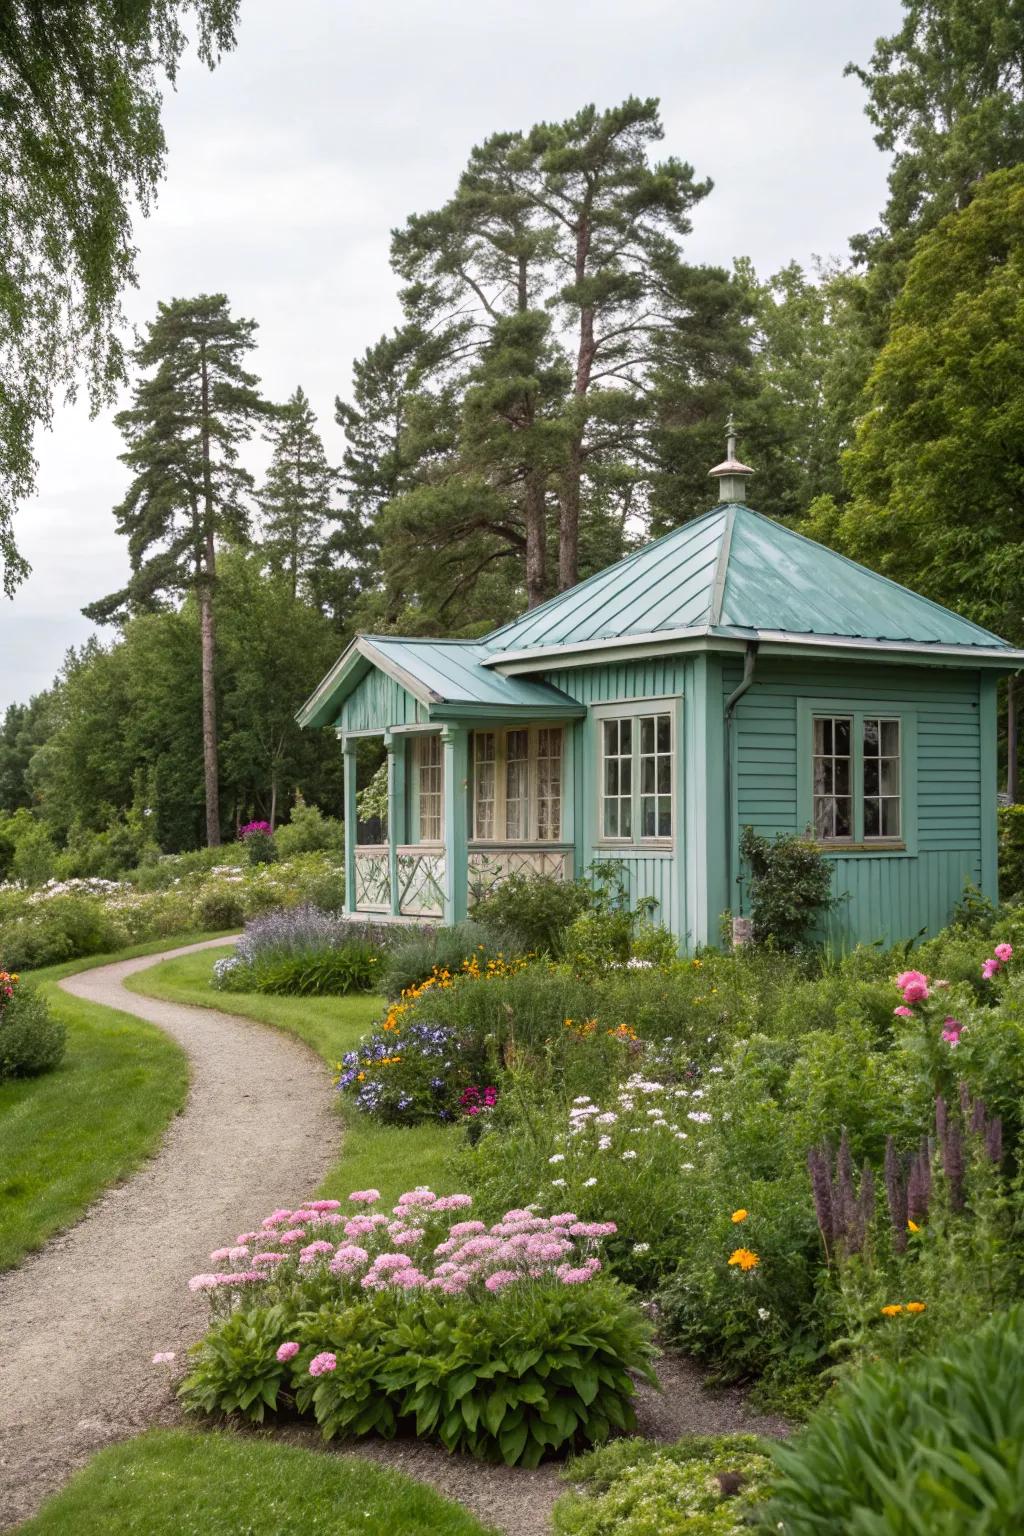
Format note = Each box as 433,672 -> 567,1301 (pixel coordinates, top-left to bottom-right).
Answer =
880,758 -> 899,794
815,718 -> 831,754
881,797 -> 901,837
621,758 -> 632,793
834,719 -> 851,754
657,798 -> 671,837
640,716 -> 654,754
641,798 -> 655,837
621,798 -> 632,838
603,799 -> 618,838
641,756 -> 655,794
657,756 -> 670,793
417,734 -> 442,842
620,719 -> 632,753
536,726 -> 562,841
834,798 -> 852,838
863,718 -> 901,839
864,759 -> 879,796
657,715 -> 670,753
863,718 -> 879,751
473,732 -> 496,840
605,759 -> 618,795
881,720 -> 900,756
813,716 -> 852,842
864,798 -> 879,838
505,729 -> 529,840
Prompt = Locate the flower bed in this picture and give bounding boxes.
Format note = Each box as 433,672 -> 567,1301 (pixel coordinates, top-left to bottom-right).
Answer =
212,906 -> 397,996
181,1185 -> 655,1465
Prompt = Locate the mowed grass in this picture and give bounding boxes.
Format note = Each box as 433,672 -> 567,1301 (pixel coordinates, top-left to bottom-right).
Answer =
15,1429 -> 497,1536
128,947 -> 460,1206
0,933 -> 231,1272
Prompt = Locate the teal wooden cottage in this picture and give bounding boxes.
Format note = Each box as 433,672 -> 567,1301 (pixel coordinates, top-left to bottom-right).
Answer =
299,437 -> 1024,949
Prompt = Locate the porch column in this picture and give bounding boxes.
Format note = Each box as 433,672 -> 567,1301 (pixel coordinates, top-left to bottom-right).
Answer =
385,730 -> 405,917
341,734 -> 357,917
441,723 -> 469,925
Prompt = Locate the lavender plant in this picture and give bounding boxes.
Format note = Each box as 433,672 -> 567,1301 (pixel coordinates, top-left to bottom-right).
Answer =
214,906 -> 394,996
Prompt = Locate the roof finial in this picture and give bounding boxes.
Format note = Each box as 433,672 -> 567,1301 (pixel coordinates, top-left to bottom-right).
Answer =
709,414 -> 754,505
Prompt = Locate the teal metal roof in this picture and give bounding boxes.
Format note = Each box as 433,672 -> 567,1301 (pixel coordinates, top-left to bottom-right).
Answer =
484,504 -> 1015,659
297,635 -> 583,729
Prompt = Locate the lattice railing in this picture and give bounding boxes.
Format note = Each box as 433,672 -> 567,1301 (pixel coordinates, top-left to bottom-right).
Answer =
396,847 -> 446,918
353,846 -> 390,913
467,846 -> 573,904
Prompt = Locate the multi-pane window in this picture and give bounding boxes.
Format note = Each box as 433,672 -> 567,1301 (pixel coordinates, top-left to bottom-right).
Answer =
640,714 -> 672,838
473,732 -> 496,840
811,713 -> 902,844
813,716 -> 852,840
601,710 -> 673,842
415,733 -> 443,842
863,718 -> 901,839
471,726 -> 564,842
602,719 -> 633,839
537,728 -> 563,841
505,729 -> 530,840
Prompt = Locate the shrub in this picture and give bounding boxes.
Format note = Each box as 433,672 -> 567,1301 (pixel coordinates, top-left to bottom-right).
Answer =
180,1187 -> 655,1465
473,872 -> 595,956
274,798 -> 344,859
738,827 -> 835,950
196,882 -> 246,932
0,978 -> 66,1078
759,1307 -> 1024,1533
554,1435 -> 772,1535
0,892 -> 129,970
238,820 -> 278,865
998,805 -> 1024,899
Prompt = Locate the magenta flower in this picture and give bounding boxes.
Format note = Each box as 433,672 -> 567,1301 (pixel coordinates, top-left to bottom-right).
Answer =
893,1006 -> 913,1018
276,1341 -> 300,1363
308,1351 -> 337,1377
982,958 -> 1000,980
941,1018 -> 962,1047
895,970 -> 928,991
902,980 -> 930,1003
995,943 -> 1013,963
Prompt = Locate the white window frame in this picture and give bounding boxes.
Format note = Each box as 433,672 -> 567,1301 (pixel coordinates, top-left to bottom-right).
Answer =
593,697 -> 678,850
796,699 -> 917,855
413,732 -> 444,845
470,725 -> 566,845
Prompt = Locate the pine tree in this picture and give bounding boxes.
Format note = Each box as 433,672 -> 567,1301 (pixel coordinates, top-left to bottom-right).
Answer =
84,294 -> 268,846
258,387 -> 335,600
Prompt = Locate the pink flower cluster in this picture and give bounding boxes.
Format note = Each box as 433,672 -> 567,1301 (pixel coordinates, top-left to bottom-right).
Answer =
982,943 -> 1013,981
189,1189 -> 618,1305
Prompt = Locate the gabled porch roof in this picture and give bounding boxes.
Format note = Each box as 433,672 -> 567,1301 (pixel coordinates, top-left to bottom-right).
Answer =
297,634 -> 584,729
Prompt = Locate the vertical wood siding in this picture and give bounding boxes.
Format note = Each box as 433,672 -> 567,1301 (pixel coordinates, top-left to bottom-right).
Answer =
338,671 -> 419,732
545,660 -> 690,938
723,658 -> 988,945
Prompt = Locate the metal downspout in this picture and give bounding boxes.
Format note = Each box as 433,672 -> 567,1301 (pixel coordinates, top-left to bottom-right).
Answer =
724,641 -> 759,922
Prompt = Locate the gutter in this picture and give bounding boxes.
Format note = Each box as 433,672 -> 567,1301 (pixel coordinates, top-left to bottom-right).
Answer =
724,641 -> 758,922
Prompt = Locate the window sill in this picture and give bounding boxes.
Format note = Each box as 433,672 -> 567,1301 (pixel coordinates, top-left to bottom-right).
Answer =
469,840 -> 573,851
594,841 -> 674,857
818,840 -> 908,855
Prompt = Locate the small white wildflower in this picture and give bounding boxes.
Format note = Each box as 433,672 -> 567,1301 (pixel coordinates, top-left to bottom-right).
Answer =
681,1162 -> 694,1171
621,1150 -> 638,1161
758,1308 -> 771,1322
551,1178 -> 566,1188
598,1136 -> 612,1151
583,1177 -> 597,1188
596,1112 -> 618,1125
548,1153 -> 565,1164
688,1111 -> 712,1124
632,1242 -> 651,1255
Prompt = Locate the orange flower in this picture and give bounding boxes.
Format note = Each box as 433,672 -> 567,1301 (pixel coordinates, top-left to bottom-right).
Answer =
880,1304 -> 903,1317
727,1248 -> 759,1272
731,1209 -> 748,1223
908,1220 -> 920,1233
906,1301 -> 927,1314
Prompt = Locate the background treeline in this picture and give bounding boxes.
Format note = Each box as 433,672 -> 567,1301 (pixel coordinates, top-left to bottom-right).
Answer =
3,0 -> 1024,870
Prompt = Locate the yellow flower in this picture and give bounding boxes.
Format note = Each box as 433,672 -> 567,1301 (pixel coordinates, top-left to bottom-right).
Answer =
731,1209 -> 748,1223
727,1248 -> 759,1272
906,1301 -> 927,1314
908,1220 -> 920,1233
880,1304 -> 903,1317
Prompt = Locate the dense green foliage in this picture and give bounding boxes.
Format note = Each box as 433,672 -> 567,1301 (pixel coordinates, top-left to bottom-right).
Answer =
15,1429 -> 496,1536
554,1436 -> 772,1535
738,827 -> 836,949
0,982 -> 64,1079
761,1307 -> 1024,1533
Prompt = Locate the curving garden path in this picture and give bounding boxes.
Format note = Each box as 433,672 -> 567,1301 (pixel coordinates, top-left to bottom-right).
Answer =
0,939 -> 788,1535
0,938 -> 340,1530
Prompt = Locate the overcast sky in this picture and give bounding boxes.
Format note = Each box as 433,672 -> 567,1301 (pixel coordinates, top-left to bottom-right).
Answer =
1,0 -> 903,713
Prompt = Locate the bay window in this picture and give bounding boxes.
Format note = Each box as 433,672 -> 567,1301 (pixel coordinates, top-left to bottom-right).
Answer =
471,726 -> 563,842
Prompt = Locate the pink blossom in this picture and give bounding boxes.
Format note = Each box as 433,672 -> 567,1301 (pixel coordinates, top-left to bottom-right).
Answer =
982,958 -> 1000,980
210,1245 -> 250,1263
433,1194 -> 473,1211
343,1216 -> 376,1238
188,1273 -> 220,1292
456,1236 -> 501,1258
569,1221 -> 617,1239
278,1229 -> 305,1245
896,970 -> 928,991
485,1269 -> 518,1291
447,1220 -> 486,1238
941,1019 -> 962,1047
152,1351 -> 176,1364
391,1228 -> 425,1248
391,1268 -> 427,1288
902,980 -> 930,1003
276,1341 -> 300,1362
396,1189 -> 436,1207
261,1209 -> 294,1228
502,1208 -> 534,1222
308,1351 -> 337,1376
372,1252 -> 413,1271
893,1006 -> 913,1018
995,943 -> 1014,963
556,1265 -> 595,1285
441,1273 -> 471,1294
252,1252 -> 286,1267
549,1212 -> 579,1227
348,1189 -> 381,1204
360,1272 -> 387,1290
299,1241 -> 335,1263
301,1199 -> 342,1212
333,1242 -> 369,1263
235,1232 -> 258,1244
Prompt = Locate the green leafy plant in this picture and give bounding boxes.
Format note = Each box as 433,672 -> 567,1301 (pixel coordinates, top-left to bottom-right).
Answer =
739,827 -> 836,950
555,1435 -> 772,1535
759,1307 -> 1024,1534
0,981 -> 65,1078
473,873 -> 596,956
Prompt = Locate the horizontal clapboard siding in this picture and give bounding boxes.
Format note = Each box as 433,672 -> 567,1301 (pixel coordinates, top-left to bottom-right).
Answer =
724,659 -> 987,944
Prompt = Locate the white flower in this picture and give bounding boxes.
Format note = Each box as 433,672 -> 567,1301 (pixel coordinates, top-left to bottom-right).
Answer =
674,1132 -> 688,1141
598,1136 -> 612,1151
572,1096 -> 591,1105
596,1112 -> 618,1125
688,1111 -> 712,1124
548,1153 -> 565,1164
690,1089 -> 705,1100
583,1177 -> 597,1187
758,1308 -> 771,1322
710,1066 -> 724,1074
632,1242 -> 650,1254
551,1178 -> 566,1188
681,1162 -> 694,1171
621,1150 -> 638,1161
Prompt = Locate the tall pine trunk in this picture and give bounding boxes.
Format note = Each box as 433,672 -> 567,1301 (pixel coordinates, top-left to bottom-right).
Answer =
559,206 -> 595,592
199,341 -> 221,847
199,578 -> 220,846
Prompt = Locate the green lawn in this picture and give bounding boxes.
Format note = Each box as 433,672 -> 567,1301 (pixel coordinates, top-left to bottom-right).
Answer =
128,947 -> 461,1206
15,1429 -> 497,1535
0,933 -> 229,1272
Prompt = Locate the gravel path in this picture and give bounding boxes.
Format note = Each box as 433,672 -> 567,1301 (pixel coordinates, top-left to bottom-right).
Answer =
0,940 -> 789,1536
0,939 -> 340,1530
